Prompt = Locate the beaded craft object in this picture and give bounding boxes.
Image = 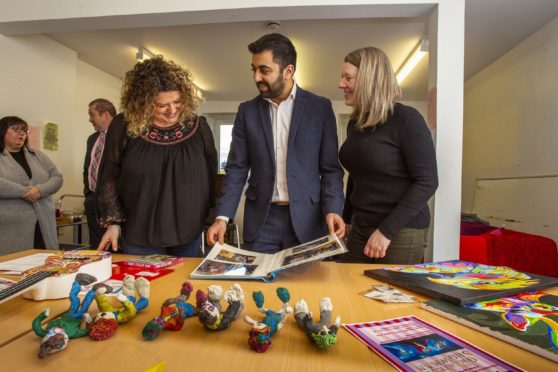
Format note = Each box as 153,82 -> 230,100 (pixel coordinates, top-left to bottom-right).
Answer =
294,298 -> 340,349
142,281 -> 196,340
32,273 -> 96,359
244,287 -> 292,352
195,284 -> 244,331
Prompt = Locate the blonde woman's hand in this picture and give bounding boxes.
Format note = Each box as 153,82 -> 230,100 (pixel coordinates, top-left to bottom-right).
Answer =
363,229 -> 391,258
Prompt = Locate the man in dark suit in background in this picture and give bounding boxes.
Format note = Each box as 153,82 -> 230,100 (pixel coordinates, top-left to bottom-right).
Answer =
83,98 -> 116,249
207,33 -> 345,253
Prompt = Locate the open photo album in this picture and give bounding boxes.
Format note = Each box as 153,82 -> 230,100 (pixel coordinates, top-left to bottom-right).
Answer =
190,233 -> 347,282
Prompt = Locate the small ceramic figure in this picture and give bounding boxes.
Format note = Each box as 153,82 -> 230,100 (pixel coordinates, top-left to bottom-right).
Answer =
244,287 -> 292,352
196,283 -> 244,331
294,298 -> 340,349
142,281 -> 196,340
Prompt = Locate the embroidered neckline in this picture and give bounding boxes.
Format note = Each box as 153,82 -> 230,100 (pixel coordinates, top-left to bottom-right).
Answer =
142,116 -> 199,145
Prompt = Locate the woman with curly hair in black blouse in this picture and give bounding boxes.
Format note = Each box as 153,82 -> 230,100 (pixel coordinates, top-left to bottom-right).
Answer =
96,56 -> 217,257
338,47 -> 438,264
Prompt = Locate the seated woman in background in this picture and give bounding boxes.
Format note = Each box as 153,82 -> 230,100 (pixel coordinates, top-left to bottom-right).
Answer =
96,56 -> 217,257
338,47 -> 438,264
0,116 -> 63,255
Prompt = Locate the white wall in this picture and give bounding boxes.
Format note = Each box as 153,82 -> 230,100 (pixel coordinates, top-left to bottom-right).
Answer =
463,16 -> 558,238
0,34 -> 121,207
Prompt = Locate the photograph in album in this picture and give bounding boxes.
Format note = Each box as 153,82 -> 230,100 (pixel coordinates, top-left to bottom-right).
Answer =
190,233 -> 347,282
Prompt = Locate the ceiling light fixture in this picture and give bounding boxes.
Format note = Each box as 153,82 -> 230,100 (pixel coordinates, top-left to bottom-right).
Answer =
396,39 -> 429,84
267,21 -> 281,31
136,46 -> 156,62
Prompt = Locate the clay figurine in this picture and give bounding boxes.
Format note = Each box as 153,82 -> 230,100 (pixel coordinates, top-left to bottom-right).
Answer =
142,281 -> 196,340
244,287 -> 292,352
196,284 -> 244,331
294,298 -> 340,349
32,273 -> 96,358
94,274 -> 150,324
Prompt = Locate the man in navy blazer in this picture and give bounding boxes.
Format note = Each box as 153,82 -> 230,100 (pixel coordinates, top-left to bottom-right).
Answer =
207,33 -> 345,253
83,98 -> 116,249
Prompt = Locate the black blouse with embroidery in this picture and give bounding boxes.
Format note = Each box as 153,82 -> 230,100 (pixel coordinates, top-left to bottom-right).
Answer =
97,113 -> 217,248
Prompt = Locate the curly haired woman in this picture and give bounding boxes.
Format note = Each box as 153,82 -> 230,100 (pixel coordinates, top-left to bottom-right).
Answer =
96,56 -> 217,257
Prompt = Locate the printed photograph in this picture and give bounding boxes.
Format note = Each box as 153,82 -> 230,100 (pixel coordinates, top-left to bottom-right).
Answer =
215,249 -> 257,264
194,259 -> 258,276
291,235 -> 331,253
282,241 -> 339,266
383,334 -> 461,363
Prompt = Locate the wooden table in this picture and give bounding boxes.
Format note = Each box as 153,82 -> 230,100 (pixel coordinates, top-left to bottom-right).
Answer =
0,250 -> 71,347
0,250 -> 556,371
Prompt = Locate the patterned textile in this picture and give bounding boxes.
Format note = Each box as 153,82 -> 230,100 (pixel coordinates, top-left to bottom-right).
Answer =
88,132 -> 106,192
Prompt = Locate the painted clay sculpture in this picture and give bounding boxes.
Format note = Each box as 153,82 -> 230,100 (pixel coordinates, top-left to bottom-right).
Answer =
32,273 -> 96,358
94,274 -> 150,324
142,281 -> 196,340
244,287 -> 292,352
294,297 -> 340,349
196,283 -> 244,331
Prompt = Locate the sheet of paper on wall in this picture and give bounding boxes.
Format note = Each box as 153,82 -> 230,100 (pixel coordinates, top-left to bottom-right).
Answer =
364,284 -> 416,303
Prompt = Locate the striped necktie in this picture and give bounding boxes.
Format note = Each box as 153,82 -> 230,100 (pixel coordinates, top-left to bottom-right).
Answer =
88,132 -> 106,192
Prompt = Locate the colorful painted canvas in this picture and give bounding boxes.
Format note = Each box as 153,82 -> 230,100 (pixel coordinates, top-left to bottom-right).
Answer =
364,260 -> 558,305
421,291 -> 558,362
343,316 -> 522,371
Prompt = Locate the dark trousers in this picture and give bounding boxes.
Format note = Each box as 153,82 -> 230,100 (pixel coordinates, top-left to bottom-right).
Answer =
84,193 -> 105,249
343,220 -> 428,264
242,204 -> 299,254
34,221 -> 46,249
121,236 -> 202,257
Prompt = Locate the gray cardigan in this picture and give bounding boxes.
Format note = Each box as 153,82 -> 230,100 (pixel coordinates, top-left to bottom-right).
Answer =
0,147 -> 63,255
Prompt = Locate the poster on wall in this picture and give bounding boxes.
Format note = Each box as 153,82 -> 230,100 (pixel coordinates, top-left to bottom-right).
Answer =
43,122 -> 58,151
27,124 -> 41,149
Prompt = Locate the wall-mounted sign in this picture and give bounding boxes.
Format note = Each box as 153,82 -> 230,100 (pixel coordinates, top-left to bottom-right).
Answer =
27,124 -> 41,149
43,122 -> 58,151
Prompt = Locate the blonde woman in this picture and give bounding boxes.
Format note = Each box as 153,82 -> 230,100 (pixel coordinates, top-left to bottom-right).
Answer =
97,56 -> 217,256
338,47 -> 438,264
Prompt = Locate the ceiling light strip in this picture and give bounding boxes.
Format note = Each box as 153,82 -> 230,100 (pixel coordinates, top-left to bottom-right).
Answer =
396,38 -> 429,84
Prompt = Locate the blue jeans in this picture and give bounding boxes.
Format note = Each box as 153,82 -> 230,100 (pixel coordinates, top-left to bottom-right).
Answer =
121,236 -> 202,257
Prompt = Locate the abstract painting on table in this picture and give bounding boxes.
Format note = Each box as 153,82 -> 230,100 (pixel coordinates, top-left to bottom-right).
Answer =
364,260 -> 558,305
421,291 -> 558,362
